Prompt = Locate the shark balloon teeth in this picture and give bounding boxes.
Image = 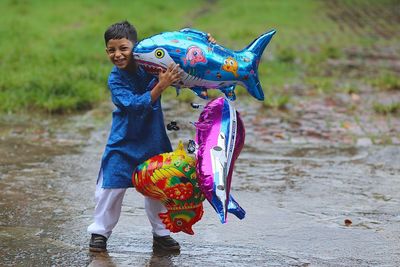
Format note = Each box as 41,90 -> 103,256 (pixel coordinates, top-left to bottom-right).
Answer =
136,60 -> 167,74
133,28 -> 276,101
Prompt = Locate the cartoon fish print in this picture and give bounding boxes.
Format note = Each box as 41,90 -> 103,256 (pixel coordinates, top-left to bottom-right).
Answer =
183,46 -> 207,66
222,57 -> 239,77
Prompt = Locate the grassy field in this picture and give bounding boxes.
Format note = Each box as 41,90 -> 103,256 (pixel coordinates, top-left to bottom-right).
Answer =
0,0 -> 399,113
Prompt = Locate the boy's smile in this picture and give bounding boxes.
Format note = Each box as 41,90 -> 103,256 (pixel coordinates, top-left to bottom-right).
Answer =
106,38 -> 135,70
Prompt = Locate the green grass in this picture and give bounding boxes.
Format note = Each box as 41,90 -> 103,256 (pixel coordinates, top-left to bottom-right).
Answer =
373,102 -> 400,115
0,0 -> 203,113
0,0 -> 399,113
371,72 -> 400,91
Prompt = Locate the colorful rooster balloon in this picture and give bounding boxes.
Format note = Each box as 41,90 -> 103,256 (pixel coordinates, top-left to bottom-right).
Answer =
132,142 -> 205,235
133,28 -> 276,101
195,97 -> 246,223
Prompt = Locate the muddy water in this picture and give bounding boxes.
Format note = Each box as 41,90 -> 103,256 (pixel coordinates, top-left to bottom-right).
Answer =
1,100 -> 399,267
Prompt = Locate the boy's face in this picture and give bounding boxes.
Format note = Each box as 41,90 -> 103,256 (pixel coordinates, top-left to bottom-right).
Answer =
106,38 -> 135,70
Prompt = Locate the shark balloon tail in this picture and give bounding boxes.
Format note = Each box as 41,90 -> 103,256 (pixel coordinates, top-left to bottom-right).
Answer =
239,29 -> 276,101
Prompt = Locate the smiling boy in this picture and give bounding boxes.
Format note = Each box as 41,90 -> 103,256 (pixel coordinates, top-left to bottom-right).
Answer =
87,20 -> 183,252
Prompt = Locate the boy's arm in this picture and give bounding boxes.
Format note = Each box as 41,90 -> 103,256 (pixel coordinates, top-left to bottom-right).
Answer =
109,79 -> 153,114
109,63 -> 182,112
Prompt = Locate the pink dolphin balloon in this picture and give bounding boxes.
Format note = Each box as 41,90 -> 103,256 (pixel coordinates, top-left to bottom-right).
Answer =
195,97 -> 246,223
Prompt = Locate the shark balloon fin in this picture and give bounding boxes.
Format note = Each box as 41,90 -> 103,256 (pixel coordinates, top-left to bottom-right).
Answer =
240,29 -> 276,101
179,28 -> 208,40
191,86 -> 209,100
220,85 -> 237,101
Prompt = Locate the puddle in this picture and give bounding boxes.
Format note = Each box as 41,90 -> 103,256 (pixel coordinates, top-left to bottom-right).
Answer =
1,100 -> 399,266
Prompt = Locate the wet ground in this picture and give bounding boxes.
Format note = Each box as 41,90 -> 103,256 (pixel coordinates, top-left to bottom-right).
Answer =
1,99 -> 399,267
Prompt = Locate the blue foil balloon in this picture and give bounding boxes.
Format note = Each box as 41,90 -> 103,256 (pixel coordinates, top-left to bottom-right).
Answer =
133,28 -> 276,101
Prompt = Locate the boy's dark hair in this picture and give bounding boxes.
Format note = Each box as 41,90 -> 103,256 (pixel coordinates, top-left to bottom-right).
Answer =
104,20 -> 137,45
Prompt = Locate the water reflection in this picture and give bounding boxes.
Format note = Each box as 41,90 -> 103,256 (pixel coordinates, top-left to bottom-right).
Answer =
88,252 -> 117,267
87,249 -> 180,267
147,249 -> 180,267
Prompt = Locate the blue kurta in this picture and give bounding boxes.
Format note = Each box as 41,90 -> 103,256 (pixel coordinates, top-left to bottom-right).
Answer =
100,66 -> 172,188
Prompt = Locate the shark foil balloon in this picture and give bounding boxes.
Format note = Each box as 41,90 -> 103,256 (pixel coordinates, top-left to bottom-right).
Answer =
195,97 -> 246,223
132,142 -> 205,235
133,28 -> 276,101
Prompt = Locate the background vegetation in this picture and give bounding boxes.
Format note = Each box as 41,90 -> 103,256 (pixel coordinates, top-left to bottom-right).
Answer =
0,0 -> 399,113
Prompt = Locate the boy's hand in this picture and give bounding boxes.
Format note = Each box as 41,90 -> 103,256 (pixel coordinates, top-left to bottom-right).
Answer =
157,63 -> 182,91
151,63 -> 183,102
207,33 -> 216,44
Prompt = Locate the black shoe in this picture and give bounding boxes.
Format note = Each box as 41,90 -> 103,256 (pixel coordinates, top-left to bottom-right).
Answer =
89,234 -> 107,252
153,235 -> 180,251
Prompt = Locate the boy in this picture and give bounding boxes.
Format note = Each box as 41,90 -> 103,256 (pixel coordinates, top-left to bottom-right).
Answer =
87,20 -> 215,253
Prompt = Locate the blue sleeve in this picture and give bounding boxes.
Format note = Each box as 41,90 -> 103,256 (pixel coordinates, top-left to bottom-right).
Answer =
108,77 -> 153,114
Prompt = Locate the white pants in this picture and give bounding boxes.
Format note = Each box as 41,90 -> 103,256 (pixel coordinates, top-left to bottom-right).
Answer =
87,172 -> 170,238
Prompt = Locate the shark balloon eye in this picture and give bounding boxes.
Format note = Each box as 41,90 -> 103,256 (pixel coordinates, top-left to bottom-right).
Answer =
155,49 -> 165,58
